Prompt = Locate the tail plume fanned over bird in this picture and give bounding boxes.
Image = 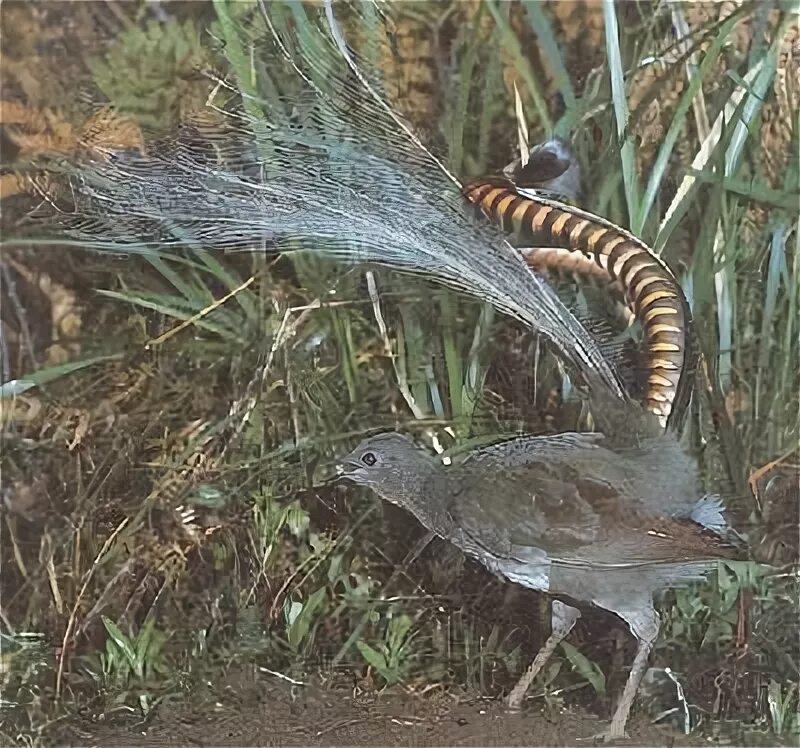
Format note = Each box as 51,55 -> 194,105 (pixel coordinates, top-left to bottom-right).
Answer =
40,1 -> 636,411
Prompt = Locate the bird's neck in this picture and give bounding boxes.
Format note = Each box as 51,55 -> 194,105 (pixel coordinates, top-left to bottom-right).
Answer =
381,461 -> 454,536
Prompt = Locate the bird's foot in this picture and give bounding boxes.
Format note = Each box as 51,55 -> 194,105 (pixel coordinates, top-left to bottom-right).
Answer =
588,724 -> 630,743
575,721 -> 629,743
504,691 -> 525,711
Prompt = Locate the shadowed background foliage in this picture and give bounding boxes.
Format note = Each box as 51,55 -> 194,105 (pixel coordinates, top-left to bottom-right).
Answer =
1,0 -> 797,744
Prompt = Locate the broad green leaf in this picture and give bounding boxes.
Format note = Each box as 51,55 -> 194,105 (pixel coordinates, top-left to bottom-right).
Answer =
134,617 -> 156,679
287,587 -> 327,651
1,355 -> 121,398
102,616 -> 137,669
561,641 -> 606,697
356,640 -> 390,679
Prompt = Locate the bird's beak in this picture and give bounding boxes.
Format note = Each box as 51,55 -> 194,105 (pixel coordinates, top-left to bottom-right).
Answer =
313,455 -> 363,486
334,456 -> 366,481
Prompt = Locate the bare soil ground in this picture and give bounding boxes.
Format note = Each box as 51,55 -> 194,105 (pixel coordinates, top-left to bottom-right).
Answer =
61,667 -> 713,748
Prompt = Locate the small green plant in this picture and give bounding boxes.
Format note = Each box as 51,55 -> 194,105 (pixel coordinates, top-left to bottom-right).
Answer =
451,616 -> 523,693
766,679 -> 799,736
84,616 -> 171,715
99,616 -> 169,685
560,641 -> 607,698
662,561 -> 769,649
356,611 -> 418,686
284,587 -> 328,655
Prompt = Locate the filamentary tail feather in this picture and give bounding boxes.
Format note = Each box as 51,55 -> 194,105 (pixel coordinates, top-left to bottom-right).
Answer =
38,1 -> 630,405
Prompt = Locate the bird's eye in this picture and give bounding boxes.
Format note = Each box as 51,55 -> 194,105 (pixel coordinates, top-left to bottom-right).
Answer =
361,452 -> 377,467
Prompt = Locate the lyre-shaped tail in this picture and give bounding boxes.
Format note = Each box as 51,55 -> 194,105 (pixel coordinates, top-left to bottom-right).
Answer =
36,1 -> 632,409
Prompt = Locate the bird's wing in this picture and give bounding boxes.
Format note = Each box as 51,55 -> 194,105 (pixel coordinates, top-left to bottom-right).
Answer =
446,433 -> 733,566
463,431 -> 704,518
444,456 -> 606,562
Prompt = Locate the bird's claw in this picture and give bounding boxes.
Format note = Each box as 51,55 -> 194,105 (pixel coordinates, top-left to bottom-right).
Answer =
574,724 -> 630,743
503,693 -> 524,712
590,727 -> 630,743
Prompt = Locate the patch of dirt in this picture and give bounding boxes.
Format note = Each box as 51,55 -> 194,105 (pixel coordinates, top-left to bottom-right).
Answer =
61,667 -> 715,748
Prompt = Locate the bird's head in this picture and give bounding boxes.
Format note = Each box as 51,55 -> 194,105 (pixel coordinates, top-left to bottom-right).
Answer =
335,432 -> 442,510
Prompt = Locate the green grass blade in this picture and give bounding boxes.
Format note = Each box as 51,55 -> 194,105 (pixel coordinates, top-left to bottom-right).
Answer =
462,302 -> 494,425
96,290 -> 244,339
445,13 -> 482,175
635,11 -> 740,235
724,26 -> 782,177
484,0 -> 552,133
522,1 -> 576,112
475,27 -> 506,172
758,224 -> 788,376
212,0 -> 264,122
602,0 -> 639,225
0,355 -> 122,398
655,56 -> 767,252
439,293 -> 463,420
712,224 -> 735,391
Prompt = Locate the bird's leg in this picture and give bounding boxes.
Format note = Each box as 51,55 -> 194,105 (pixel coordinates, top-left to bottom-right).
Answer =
506,599 -> 581,709
601,609 -> 660,742
602,636 -> 654,740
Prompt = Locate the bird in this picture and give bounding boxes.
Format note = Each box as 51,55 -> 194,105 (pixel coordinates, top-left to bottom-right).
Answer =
334,425 -> 739,741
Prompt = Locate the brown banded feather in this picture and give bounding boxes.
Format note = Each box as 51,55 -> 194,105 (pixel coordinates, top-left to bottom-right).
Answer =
643,307 -> 678,323
520,247 -> 634,327
462,177 -> 693,429
487,188 -> 509,218
630,268 -> 666,296
551,212 -> 572,235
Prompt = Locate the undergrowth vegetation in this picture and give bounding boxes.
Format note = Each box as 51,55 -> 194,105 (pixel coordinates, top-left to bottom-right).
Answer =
1,0 -> 797,744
